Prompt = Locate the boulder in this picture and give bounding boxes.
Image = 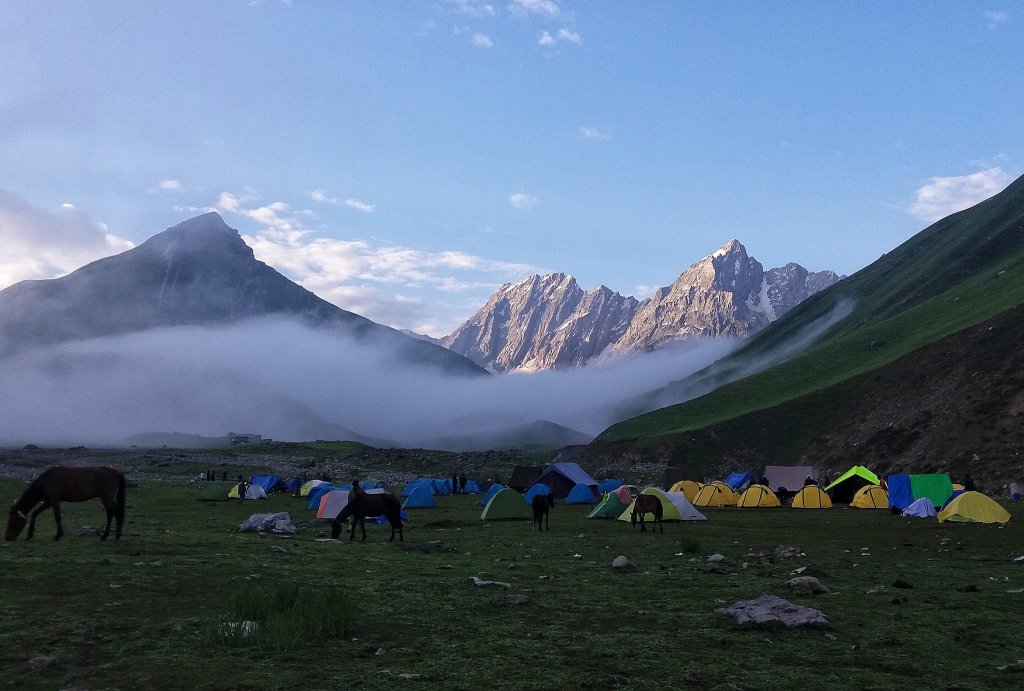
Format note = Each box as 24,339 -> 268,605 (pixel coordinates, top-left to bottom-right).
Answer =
786,576 -> 831,596
717,593 -> 831,630
239,512 -> 296,534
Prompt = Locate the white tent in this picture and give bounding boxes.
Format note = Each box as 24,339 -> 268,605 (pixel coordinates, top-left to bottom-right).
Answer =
617,487 -> 707,522
901,497 -> 937,518
228,483 -> 267,500
316,488 -> 388,519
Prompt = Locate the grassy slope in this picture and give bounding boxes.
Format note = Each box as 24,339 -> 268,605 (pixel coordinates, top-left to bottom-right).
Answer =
599,173 -> 1024,446
3,477 -> 1024,690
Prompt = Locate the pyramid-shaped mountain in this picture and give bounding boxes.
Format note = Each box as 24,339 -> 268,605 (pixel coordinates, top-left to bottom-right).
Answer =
0,212 -> 484,375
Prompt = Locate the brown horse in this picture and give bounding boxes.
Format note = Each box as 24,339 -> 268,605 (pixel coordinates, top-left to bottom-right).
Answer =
631,493 -> 663,533
532,492 -> 554,531
331,491 -> 404,542
5,466 -> 126,541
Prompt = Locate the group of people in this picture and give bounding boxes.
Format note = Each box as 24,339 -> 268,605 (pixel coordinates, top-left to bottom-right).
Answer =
451,472 -> 468,494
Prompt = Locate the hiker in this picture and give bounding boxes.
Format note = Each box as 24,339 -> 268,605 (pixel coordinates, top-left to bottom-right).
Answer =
237,475 -> 248,504
803,475 -> 817,487
459,473 -> 467,494
963,473 -> 976,492
758,473 -> 769,487
452,473 -> 459,495
350,479 -> 365,503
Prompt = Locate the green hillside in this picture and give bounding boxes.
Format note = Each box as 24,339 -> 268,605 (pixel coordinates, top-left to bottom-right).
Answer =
598,172 -> 1024,448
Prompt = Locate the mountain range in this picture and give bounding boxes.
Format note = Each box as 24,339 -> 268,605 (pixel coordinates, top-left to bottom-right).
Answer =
442,240 -> 840,372
579,172 -> 1024,487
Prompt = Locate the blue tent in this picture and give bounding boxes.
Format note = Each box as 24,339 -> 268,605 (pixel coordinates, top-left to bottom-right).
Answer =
464,479 -> 482,494
566,482 -> 598,504
402,484 -> 436,509
724,472 -> 752,491
480,483 -> 505,506
887,473 -> 954,510
940,488 -> 967,510
283,477 -> 301,494
402,480 -> 433,497
375,510 -> 408,524
598,478 -> 625,493
431,479 -> 452,495
524,483 -> 552,504
250,474 -> 285,493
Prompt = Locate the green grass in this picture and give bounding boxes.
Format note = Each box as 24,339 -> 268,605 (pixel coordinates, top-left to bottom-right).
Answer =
3,478 -> 1024,689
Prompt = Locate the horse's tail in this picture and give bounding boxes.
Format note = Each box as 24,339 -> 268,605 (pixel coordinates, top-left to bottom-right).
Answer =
115,473 -> 127,522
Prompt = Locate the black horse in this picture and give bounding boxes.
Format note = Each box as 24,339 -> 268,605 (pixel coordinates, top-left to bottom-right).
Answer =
532,492 -> 554,531
331,491 -> 404,542
630,493 -> 663,533
6,466 -> 126,541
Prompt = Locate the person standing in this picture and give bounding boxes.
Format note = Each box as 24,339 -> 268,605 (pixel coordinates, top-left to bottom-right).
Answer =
237,475 -> 248,504
451,472 -> 459,495
459,472 -> 468,494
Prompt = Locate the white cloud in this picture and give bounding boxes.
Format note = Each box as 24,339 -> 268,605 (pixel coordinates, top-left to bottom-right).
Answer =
471,32 -> 494,48
158,179 -> 184,192
0,190 -> 134,289
449,0 -> 496,17
907,167 -> 1012,222
538,30 -> 555,45
509,0 -> 560,19
556,28 -> 581,43
310,189 -> 377,213
539,27 -> 580,45
61,202 -> 75,209
509,192 -> 538,209
984,10 -> 1009,28
579,126 -> 609,141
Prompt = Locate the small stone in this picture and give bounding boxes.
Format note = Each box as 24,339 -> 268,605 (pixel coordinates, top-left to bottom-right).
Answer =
375,648 -> 386,656
612,556 -> 635,570
150,560 -> 165,567
438,564 -> 454,570
708,554 -> 727,563
866,585 -> 888,595
786,576 -> 830,596
270,546 -> 288,553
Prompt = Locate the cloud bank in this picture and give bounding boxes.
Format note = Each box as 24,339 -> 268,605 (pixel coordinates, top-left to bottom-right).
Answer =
0,319 -> 736,450
907,167 -> 1011,222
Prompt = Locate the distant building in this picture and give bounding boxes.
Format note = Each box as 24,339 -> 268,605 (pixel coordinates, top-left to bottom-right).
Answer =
227,432 -> 262,445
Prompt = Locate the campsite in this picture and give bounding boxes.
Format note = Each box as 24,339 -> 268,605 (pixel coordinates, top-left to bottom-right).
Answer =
3,451 -> 1024,690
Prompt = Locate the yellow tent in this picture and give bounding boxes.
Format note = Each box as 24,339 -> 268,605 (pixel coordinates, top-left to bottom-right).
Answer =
792,485 -> 832,509
300,479 -> 328,496
938,491 -> 1011,524
851,484 -> 889,509
694,481 -> 738,507
736,484 -> 780,508
668,480 -> 704,502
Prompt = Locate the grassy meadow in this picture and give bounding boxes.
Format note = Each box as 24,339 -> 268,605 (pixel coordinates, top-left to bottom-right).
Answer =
2,477 -> 1024,690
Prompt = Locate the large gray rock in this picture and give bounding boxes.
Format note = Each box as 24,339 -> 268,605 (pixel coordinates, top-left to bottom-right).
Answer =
717,593 -> 831,630
239,512 -> 296,534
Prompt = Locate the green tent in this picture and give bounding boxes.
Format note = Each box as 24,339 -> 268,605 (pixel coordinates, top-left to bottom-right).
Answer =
587,491 -> 629,519
824,466 -> 879,504
480,488 -> 532,521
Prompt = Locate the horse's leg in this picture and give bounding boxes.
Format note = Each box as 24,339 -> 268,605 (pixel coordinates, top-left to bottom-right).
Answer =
348,517 -> 357,541
26,502 -> 51,540
51,501 -> 64,540
360,516 -> 367,542
544,510 -> 549,531
101,498 -> 115,541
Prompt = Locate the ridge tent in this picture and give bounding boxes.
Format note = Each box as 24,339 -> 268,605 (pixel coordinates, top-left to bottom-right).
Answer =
616,488 -> 707,522
566,482 -> 599,504
300,479 -> 327,496
937,492 -> 1011,524
524,484 -> 553,505
791,485 -> 832,509
509,465 -> 543,492
886,473 -> 954,511
530,462 -> 599,500
402,484 -> 436,509
464,480 -> 482,494
430,479 -> 452,495
401,480 -> 432,497
480,488 -> 532,521
764,465 -> 820,496
694,481 -> 739,507
724,472 -> 753,492
736,484 -> 781,508
901,497 -> 937,518
587,491 -> 630,519
851,484 -> 889,509
479,483 -> 506,506
228,483 -> 267,500
668,480 -> 704,502
824,466 -> 879,504
316,488 -> 388,519
598,479 -> 625,493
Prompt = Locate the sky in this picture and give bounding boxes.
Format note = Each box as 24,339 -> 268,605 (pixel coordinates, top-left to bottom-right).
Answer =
1,1 -> 1022,337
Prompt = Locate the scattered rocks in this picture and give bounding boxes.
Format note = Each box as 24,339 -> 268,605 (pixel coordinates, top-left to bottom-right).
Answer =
774,546 -> 804,560
716,594 -> 830,630
786,576 -> 831,596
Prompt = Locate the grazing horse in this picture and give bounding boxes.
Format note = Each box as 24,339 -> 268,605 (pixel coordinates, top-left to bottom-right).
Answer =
532,492 -> 554,531
6,466 -> 126,542
331,491 -> 404,542
631,493 -> 664,533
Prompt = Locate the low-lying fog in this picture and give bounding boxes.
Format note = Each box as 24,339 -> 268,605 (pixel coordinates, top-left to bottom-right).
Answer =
0,318 -> 739,450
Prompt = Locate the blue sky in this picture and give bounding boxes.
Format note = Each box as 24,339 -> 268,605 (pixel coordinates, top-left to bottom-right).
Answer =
1,1 -> 1021,335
